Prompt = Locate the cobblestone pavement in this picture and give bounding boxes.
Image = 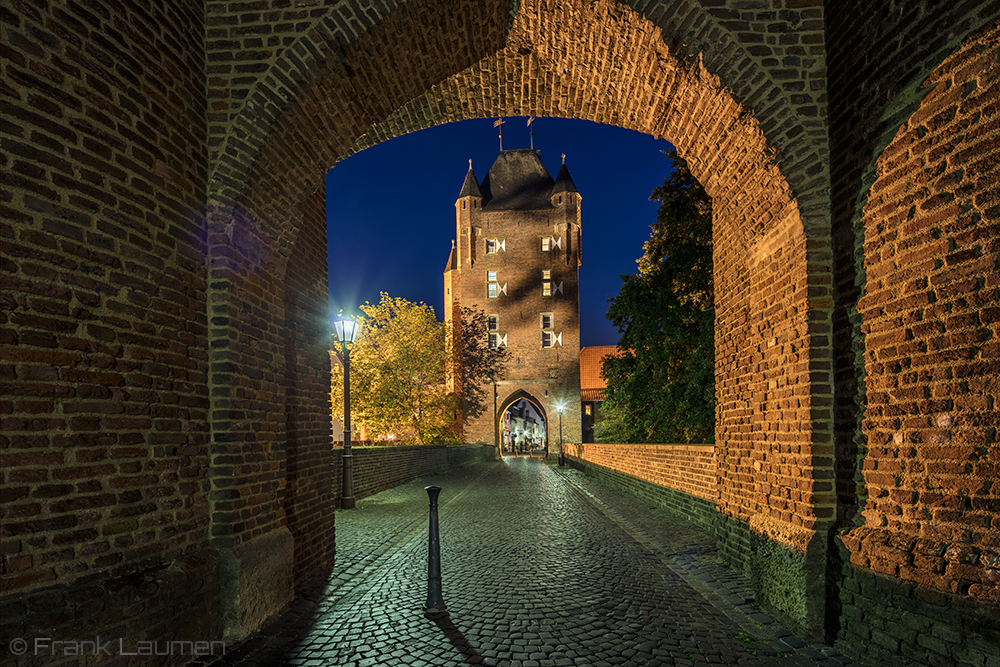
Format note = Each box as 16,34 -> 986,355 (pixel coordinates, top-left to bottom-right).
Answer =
200,458 -> 866,667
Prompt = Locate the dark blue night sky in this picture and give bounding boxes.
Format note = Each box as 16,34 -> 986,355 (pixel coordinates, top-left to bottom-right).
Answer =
326,117 -> 674,348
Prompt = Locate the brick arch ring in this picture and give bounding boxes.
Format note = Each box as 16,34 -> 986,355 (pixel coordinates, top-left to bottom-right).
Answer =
205,0 -> 837,641
495,389 -> 552,458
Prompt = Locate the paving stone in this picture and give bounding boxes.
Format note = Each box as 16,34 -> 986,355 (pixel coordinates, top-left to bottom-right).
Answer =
201,459 -> 866,667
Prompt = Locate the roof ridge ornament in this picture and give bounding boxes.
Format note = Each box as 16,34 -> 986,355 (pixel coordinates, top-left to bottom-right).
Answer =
494,117 -> 505,151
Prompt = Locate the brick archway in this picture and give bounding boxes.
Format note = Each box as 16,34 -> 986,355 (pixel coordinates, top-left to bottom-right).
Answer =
4,0 -> 998,660
205,0 -> 835,638
497,389 -> 551,458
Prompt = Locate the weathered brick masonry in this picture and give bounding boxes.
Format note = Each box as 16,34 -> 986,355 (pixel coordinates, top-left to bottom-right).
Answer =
1,1 -> 997,665
333,443 -> 497,503
564,443 -> 717,531
827,5 -> 1000,665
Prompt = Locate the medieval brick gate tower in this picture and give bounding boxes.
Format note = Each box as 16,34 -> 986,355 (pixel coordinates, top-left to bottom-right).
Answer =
445,149 -> 583,454
2,1 -> 998,666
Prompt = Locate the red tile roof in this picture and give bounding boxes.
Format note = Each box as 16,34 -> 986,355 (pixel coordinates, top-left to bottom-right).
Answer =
580,345 -> 620,393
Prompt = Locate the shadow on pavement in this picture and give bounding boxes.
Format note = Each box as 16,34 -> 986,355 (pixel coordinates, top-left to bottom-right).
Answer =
428,611 -> 483,664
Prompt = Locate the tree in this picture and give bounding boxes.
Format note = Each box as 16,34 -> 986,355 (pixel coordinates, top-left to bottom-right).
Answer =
457,306 -> 512,423
601,148 -> 714,444
331,294 -> 455,445
331,295 -> 511,445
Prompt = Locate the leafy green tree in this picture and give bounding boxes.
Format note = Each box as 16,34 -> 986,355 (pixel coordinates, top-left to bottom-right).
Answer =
600,148 -> 714,444
331,295 -> 510,445
332,293 -> 454,445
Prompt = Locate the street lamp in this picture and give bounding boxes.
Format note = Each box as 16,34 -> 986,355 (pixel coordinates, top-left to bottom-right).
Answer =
334,318 -> 362,509
557,402 -> 566,466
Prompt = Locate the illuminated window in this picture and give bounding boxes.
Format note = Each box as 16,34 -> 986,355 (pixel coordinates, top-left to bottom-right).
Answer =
542,281 -> 552,296
487,271 -> 506,298
541,236 -> 562,251
585,405 -> 592,416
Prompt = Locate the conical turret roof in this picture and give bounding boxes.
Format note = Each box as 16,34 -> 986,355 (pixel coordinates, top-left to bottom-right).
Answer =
457,164 -> 482,198
552,161 -> 578,195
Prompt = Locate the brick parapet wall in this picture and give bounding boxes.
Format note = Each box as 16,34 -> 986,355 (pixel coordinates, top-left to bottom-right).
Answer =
564,443 -> 717,532
564,443 -> 715,502
330,444 -> 496,506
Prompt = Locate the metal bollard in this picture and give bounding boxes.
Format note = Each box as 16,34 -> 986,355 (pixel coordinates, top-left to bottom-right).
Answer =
425,485 -> 447,614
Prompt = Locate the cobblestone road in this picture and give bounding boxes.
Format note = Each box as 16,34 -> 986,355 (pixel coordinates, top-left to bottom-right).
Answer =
203,458 -> 865,667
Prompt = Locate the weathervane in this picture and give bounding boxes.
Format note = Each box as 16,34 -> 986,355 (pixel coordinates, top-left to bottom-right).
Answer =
494,117 -> 505,150
528,116 -> 535,150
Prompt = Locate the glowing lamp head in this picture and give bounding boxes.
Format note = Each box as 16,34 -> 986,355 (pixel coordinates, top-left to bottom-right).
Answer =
557,402 -> 566,415
334,319 -> 362,350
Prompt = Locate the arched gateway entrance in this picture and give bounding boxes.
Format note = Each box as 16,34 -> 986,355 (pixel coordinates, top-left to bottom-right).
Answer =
498,392 -> 550,458
5,0 -> 994,660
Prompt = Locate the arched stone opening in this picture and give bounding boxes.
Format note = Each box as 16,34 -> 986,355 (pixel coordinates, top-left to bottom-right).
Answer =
206,0 -> 835,639
497,389 -> 551,458
3,0 -> 997,661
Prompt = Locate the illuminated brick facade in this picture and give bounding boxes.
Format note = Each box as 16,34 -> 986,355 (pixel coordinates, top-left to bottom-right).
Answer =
444,150 -> 583,451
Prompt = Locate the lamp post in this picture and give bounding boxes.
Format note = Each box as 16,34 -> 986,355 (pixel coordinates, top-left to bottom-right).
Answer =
557,402 -> 566,466
334,318 -> 362,509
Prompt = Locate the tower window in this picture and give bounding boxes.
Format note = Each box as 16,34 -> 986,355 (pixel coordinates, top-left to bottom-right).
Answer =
486,238 -> 506,254
487,314 -> 499,331
541,236 -> 562,252
488,332 -> 508,349
541,313 -> 553,330
487,271 -> 506,298
541,331 -> 562,348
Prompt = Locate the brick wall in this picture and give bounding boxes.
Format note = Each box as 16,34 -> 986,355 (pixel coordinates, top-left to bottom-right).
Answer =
1,0 -> 221,658
3,0 -> 996,663
565,443 -> 715,500
564,443 -> 716,531
283,184 -> 334,586
331,444 -> 496,506
827,4 -> 998,665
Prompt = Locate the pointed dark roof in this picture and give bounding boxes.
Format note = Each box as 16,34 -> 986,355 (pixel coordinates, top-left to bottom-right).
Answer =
444,242 -> 457,272
458,166 -> 482,198
552,162 -> 578,195
480,149 -> 556,211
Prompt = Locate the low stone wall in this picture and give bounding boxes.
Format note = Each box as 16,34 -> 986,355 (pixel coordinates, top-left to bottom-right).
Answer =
563,443 -> 716,532
331,443 -> 496,506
